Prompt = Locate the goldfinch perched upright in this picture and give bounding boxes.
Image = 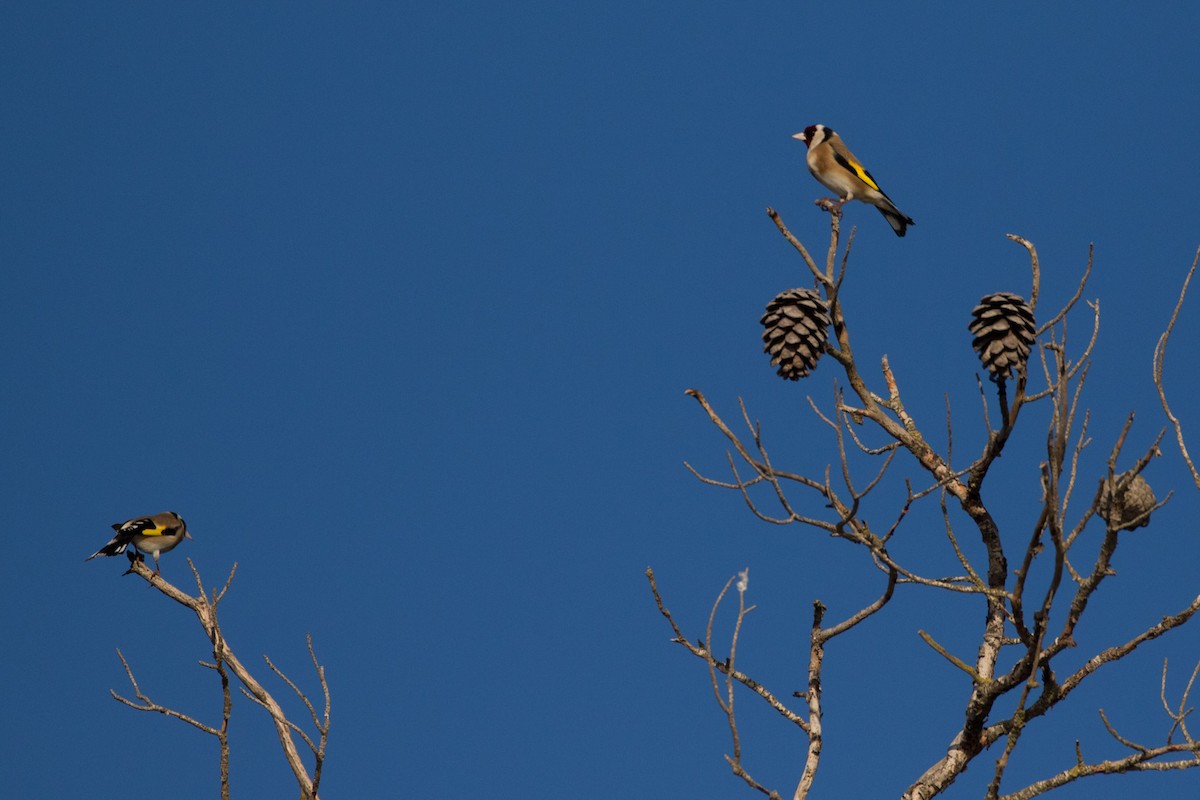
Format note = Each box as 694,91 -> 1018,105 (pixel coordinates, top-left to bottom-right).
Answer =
793,124 -> 914,237
87,511 -> 191,574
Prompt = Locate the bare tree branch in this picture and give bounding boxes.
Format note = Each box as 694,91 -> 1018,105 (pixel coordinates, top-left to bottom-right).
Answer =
646,568 -> 808,731
1161,657 -> 1200,744
1153,245 -> 1200,488
665,218 -> 1200,800
114,559 -> 328,800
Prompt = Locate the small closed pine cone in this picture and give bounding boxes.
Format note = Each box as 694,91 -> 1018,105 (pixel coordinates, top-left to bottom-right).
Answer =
969,292 -> 1036,381
761,288 -> 831,380
1098,471 -> 1156,531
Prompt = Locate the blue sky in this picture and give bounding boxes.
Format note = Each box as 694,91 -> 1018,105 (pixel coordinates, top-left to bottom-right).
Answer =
3,3 -> 1200,798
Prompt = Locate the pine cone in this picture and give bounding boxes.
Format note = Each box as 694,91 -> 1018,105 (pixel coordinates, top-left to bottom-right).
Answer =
761,288 -> 831,380
968,292 -> 1036,381
1099,471 -> 1156,532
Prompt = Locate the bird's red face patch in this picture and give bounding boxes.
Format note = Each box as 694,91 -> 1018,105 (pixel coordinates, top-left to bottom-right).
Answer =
793,125 -> 818,148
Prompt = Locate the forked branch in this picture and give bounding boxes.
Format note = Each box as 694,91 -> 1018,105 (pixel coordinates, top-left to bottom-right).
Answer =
114,559 -> 330,800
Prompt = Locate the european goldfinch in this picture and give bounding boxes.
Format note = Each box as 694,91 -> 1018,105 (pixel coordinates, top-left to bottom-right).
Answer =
793,124 -> 914,237
87,511 -> 191,574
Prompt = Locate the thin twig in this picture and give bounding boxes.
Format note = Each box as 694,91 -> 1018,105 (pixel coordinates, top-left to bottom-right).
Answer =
1153,246 -> 1200,488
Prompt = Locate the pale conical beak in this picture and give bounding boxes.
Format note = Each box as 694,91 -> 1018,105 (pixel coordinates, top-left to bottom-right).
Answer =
791,132 -> 807,141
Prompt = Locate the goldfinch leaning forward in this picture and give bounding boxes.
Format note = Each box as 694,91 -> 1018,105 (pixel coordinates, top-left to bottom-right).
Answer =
87,511 -> 191,574
793,124 -> 914,237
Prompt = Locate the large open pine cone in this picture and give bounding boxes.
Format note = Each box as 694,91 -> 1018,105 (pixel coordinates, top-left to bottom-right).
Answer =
761,288 -> 831,380
968,292 -> 1036,381
1099,471 -> 1156,531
